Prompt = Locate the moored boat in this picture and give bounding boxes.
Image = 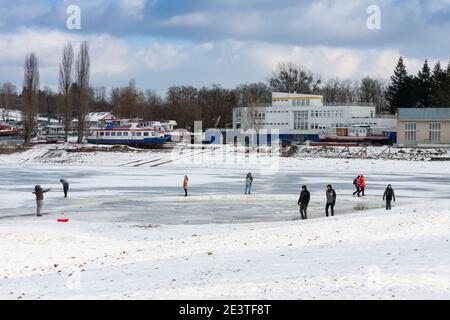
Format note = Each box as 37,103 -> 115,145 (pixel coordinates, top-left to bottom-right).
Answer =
87,122 -> 169,148
0,124 -> 20,136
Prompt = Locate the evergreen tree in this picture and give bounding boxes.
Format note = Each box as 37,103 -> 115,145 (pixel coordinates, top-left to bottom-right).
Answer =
385,57 -> 416,113
416,59 -> 433,107
431,62 -> 450,107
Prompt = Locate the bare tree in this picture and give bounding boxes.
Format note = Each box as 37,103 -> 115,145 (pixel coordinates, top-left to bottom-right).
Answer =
0,82 -> 17,121
268,62 -> 321,94
22,53 -> 40,145
75,41 -> 90,143
359,77 -> 387,114
59,42 -> 74,142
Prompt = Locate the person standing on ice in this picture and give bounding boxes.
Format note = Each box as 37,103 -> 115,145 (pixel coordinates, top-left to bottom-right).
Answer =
325,184 -> 336,217
353,175 -> 361,197
359,174 -> 366,197
383,184 -> 395,210
298,185 -> 310,220
183,175 -> 189,197
32,185 -> 51,217
60,179 -> 69,198
244,172 -> 254,195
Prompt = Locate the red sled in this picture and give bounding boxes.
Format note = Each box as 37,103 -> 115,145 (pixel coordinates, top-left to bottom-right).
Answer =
57,219 -> 69,223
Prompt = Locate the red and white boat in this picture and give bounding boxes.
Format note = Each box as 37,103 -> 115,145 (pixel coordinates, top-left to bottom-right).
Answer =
0,123 -> 20,136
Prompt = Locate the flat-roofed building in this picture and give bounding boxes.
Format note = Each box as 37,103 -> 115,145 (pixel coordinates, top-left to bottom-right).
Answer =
232,92 -> 395,143
397,108 -> 450,146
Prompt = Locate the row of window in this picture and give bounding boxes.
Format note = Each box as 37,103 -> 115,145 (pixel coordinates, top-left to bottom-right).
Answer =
405,123 -> 442,142
291,100 -> 310,107
311,110 -> 344,118
98,131 -> 154,137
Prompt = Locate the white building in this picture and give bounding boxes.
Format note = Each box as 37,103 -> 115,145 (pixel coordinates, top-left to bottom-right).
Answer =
232,92 -> 395,142
72,112 -> 116,131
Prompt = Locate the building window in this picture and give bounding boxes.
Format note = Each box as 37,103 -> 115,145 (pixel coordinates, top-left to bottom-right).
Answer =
405,123 -> 416,142
293,111 -> 309,130
429,123 -> 441,142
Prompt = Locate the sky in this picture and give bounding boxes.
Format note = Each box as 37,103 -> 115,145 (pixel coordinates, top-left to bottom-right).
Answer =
1,0 -> 450,95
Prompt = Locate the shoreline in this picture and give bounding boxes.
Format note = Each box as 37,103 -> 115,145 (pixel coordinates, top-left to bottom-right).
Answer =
1,200 -> 450,300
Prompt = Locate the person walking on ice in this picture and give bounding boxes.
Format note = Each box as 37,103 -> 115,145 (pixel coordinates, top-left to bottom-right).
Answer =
60,179 -> 69,198
353,175 -> 361,197
244,172 -> 254,195
183,175 -> 189,197
383,184 -> 395,210
32,185 -> 51,217
359,174 -> 366,197
325,184 -> 336,217
298,185 -> 310,220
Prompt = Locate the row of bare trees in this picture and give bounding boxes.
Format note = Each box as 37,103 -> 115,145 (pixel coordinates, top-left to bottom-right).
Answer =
269,62 -> 388,113
58,42 -> 90,143
16,42 -> 91,145
107,82 -> 271,130
3,59 -> 400,144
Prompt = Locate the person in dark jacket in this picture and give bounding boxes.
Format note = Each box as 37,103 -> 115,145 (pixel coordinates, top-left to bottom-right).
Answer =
32,185 -> 51,217
383,184 -> 395,210
353,175 -> 361,197
60,179 -> 69,198
244,172 -> 254,195
298,185 -> 310,220
325,184 -> 336,217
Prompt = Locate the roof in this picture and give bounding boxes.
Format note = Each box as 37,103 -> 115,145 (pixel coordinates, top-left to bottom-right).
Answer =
73,112 -> 115,123
87,112 -> 114,122
398,108 -> 450,121
272,92 -> 323,100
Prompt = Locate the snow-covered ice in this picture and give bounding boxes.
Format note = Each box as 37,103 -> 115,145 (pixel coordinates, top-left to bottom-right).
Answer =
0,144 -> 449,299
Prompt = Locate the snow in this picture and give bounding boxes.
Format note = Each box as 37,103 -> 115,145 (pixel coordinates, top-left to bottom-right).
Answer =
0,143 -> 450,299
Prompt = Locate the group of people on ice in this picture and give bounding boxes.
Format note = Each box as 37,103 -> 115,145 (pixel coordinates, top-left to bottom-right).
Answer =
31,172 -> 395,219
352,174 -> 366,197
297,179 -> 395,220
297,184 -> 337,220
32,179 -> 69,216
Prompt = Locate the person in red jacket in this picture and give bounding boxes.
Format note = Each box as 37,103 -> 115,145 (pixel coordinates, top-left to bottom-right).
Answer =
359,175 -> 366,197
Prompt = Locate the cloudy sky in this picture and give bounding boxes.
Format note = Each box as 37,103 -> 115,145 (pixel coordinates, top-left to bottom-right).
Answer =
1,0 -> 450,94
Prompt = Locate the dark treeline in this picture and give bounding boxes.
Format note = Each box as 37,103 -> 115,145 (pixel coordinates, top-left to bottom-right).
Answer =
2,53 -> 450,136
385,57 -> 450,113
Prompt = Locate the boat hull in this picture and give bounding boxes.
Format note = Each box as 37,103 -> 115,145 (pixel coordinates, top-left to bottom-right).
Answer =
87,137 -> 168,148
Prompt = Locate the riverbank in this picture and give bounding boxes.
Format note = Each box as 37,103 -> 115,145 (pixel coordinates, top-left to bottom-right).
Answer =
1,199 -> 449,300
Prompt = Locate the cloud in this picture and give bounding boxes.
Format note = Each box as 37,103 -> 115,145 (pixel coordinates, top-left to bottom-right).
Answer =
0,28 -> 130,88
135,43 -> 189,70
158,12 -> 210,28
118,0 -> 148,20
0,1 -> 449,94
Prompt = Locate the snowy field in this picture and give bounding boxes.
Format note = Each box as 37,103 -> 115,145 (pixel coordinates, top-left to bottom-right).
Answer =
0,144 -> 450,299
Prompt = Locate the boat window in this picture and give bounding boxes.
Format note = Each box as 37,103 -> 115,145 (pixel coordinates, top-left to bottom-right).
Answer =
105,132 -> 110,136
144,132 -> 149,137
100,132 -> 104,136
117,132 -> 122,137
136,132 -> 142,137
123,132 -> 128,136
111,132 -> 116,137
